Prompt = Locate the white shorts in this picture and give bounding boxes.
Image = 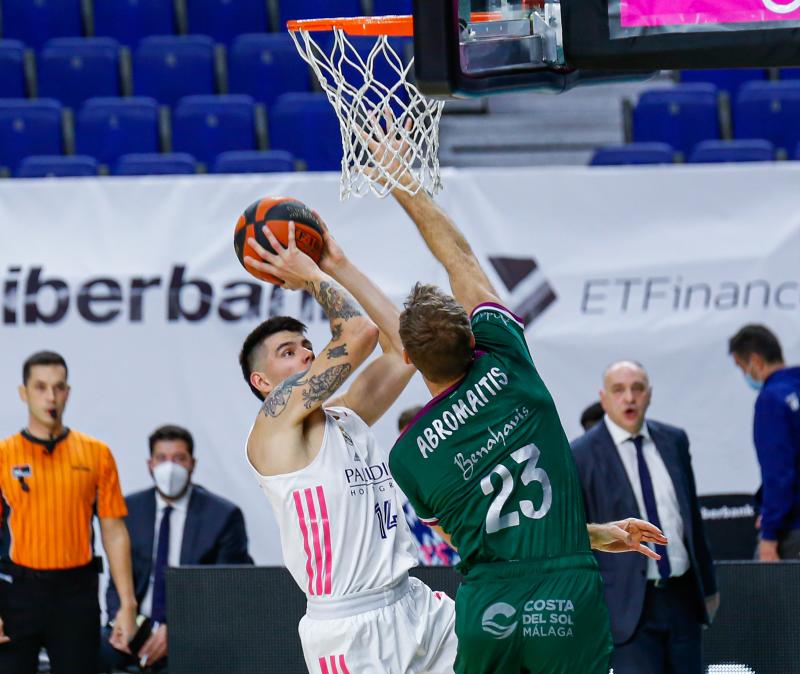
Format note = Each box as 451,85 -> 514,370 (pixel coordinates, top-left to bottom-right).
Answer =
299,576 -> 457,674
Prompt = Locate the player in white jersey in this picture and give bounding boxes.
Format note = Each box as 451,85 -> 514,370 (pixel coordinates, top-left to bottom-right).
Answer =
239,221 -> 457,673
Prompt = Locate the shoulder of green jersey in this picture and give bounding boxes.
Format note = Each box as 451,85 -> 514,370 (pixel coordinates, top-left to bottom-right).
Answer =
470,302 -> 525,330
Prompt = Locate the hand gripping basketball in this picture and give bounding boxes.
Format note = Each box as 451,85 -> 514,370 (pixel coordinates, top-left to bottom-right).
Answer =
234,196 -> 325,285
244,222 -> 322,291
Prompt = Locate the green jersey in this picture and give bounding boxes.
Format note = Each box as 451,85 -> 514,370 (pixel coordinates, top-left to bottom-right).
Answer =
390,303 -> 591,572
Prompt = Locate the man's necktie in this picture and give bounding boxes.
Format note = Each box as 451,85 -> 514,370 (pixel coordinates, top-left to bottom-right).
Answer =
150,505 -> 173,623
631,435 -> 671,580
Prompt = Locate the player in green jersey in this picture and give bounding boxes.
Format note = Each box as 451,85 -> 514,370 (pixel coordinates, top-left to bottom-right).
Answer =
368,123 -> 667,674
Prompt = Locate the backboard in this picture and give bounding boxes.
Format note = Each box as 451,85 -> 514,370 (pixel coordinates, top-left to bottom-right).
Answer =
412,0 -> 800,97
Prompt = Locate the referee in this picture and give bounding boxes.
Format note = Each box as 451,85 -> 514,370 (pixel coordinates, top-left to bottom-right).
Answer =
0,351 -> 137,672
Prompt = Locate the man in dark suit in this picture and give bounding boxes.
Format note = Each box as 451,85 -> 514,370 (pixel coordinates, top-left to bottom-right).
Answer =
100,425 -> 253,672
571,361 -> 718,674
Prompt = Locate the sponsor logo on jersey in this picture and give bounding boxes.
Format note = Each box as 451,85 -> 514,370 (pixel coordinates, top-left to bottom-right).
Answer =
481,602 -> 518,639
11,465 -> 31,479
482,598 -> 578,639
344,461 -> 394,496
453,405 -> 530,480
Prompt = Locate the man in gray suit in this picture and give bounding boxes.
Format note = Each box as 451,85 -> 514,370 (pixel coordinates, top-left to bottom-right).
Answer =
571,361 -> 719,674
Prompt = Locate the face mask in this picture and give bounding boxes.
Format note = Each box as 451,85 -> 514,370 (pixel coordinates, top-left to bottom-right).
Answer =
152,461 -> 190,498
744,367 -> 763,392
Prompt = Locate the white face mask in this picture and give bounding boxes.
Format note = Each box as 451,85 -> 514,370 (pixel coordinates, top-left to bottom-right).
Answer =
152,461 -> 190,499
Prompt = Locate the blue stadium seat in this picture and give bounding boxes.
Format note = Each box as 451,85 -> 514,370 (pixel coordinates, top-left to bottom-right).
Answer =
589,143 -> 674,166
93,0 -> 176,47
632,84 -> 720,157
778,68 -> 800,80
734,81 -> 800,153
688,139 -> 774,163
679,69 -> 767,99
0,40 -> 26,98
16,154 -> 98,177
313,33 -> 411,87
372,0 -> 413,14
795,142 -> 800,160
0,99 -> 63,172
269,93 -> 340,171
186,0 -> 270,44
228,33 -> 310,108
213,150 -> 295,173
2,0 -> 83,50
115,152 -> 198,175
172,95 -> 256,166
279,0 -> 362,30
133,35 -> 216,106
38,38 -> 121,110
75,97 -> 159,166
325,35 -> 412,111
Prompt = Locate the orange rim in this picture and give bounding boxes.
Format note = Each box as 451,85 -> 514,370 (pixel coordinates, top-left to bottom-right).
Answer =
286,12 -> 502,37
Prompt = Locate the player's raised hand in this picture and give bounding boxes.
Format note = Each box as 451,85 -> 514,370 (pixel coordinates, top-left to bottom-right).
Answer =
245,221 -> 323,291
315,215 -> 348,275
359,108 -> 418,192
588,518 -> 668,559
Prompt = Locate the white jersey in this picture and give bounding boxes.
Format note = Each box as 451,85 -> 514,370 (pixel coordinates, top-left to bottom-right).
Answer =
250,406 -> 418,599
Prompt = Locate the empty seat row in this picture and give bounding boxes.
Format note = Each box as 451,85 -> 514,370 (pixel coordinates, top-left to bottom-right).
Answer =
631,81 -> 800,157
590,139 -> 793,166
14,150 -> 297,177
0,94 -> 342,174
0,34 -> 308,108
678,67 -> 800,98
0,0 -> 411,48
0,33 -> 410,110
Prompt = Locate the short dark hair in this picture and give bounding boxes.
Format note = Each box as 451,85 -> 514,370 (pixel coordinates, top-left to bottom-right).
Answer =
580,401 -> 604,432
239,316 -> 308,400
398,405 -> 423,432
148,424 -> 194,456
23,351 -> 68,384
728,324 -> 784,364
399,283 -> 473,384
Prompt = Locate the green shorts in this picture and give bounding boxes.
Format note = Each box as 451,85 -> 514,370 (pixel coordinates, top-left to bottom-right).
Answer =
454,553 -> 612,674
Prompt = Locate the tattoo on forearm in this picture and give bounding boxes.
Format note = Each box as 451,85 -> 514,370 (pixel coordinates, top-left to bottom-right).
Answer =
331,323 -> 343,341
307,280 -> 362,321
301,364 -> 352,409
261,370 -> 306,418
327,344 -> 348,359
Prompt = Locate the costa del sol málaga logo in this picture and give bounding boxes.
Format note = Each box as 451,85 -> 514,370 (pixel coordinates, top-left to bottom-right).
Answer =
481,602 -> 518,640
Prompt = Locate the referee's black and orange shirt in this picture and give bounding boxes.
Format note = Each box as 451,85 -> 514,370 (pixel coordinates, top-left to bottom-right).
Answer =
0,428 -> 127,570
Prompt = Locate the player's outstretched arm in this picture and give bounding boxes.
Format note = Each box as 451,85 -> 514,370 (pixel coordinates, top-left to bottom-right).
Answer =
587,518 -> 668,559
245,223 -> 379,428
317,222 -> 416,425
363,114 -> 501,315
392,189 -> 501,315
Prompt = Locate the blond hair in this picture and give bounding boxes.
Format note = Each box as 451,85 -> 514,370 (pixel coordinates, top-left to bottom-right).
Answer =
399,283 -> 473,383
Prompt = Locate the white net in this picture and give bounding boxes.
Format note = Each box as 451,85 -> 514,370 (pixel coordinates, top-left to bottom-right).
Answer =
289,24 -> 445,199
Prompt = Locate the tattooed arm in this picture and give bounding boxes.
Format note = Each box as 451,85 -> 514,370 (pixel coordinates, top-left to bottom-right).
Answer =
323,252 -> 416,426
259,274 -> 379,426
245,221 -> 378,476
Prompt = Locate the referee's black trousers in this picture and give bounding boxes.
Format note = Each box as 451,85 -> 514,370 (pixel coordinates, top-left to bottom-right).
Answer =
0,563 -> 99,674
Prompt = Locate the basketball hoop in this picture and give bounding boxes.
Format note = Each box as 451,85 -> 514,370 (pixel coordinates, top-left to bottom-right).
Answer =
288,15 -> 444,200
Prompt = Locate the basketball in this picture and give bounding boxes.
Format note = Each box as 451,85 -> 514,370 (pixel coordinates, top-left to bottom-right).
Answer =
233,196 -> 325,285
